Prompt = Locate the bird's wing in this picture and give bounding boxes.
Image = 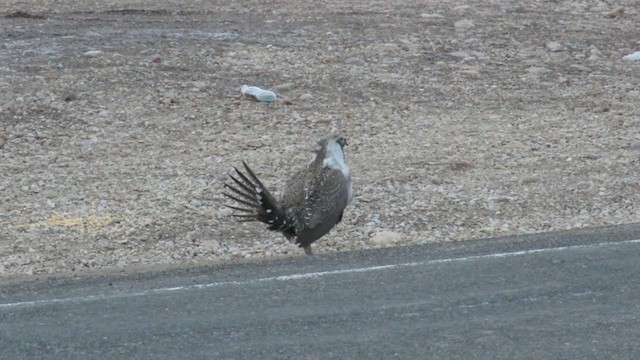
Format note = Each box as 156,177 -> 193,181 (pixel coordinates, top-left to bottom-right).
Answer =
280,166 -> 310,208
279,165 -> 318,234
301,168 -> 350,230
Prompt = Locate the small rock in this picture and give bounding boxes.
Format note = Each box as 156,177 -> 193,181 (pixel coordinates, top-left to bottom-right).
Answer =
622,51 -> 640,61
460,67 -> 480,76
449,51 -> 470,59
79,136 -> 98,147
370,231 -> 403,246
372,43 -> 399,55
161,91 -> 178,105
588,46 -> 602,61
420,12 -> 444,19
116,256 -> 129,267
192,81 -> 208,92
63,92 -> 78,102
83,50 -> 103,57
454,19 -> 475,29
200,239 -> 220,252
282,96 -> 293,105
186,247 -> 198,258
271,83 -> 295,92
183,231 -> 197,243
526,66 -> 552,74
546,41 -> 563,52
299,93 -> 314,101
216,207 -> 233,219
80,258 -> 94,268
430,39 -> 445,52
605,6 -> 624,18
570,64 -> 591,72
452,5 -> 471,14
398,38 -> 419,52
160,240 -> 176,249
150,54 -> 162,64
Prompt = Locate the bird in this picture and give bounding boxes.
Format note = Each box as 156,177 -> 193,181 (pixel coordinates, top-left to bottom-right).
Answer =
223,135 -> 353,255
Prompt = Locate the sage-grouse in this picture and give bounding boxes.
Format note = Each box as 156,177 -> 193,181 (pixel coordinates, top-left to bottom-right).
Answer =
223,135 -> 353,255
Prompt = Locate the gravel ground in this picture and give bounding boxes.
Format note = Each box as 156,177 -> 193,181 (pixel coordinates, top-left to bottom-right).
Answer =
1,0 -> 639,277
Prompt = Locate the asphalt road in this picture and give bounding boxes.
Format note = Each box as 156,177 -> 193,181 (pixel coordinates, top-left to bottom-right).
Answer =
1,224 -> 640,360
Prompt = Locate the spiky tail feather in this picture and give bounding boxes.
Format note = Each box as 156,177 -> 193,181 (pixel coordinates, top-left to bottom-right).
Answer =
223,161 -> 290,232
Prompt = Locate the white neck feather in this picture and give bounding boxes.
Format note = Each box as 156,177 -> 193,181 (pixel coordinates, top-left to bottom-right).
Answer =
322,139 -> 350,178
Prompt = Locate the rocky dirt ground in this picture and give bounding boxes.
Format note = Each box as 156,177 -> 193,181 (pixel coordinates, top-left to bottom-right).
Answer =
1,0 -> 639,278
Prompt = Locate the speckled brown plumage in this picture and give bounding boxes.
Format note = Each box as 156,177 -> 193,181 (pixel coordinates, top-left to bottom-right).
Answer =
223,135 -> 353,255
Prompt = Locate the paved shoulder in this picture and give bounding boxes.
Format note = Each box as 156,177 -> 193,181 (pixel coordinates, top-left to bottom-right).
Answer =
1,224 -> 640,359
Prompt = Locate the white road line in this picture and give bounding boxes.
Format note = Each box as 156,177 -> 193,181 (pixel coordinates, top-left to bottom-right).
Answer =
1,239 -> 639,310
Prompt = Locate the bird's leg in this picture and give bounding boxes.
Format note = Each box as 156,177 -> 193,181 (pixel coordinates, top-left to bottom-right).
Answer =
303,245 -> 313,256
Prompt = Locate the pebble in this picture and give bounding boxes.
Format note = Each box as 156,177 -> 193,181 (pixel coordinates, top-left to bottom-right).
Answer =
83,50 -> 103,57
299,93 -> 314,101
605,6 -> 624,18
460,66 -> 480,76
454,19 -> 474,29
160,240 -> 176,249
370,231 -> 403,246
150,54 -> 162,64
420,13 -> 444,19
79,136 -> 98,147
450,51 -> 470,59
526,66 -> 552,74
271,83 -> 295,92
63,92 -> 78,102
398,38 -> 419,52
430,39 -> 445,52
161,91 -> 178,105
588,46 -> 602,61
570,64 -> 591,72
216,207 -> 233,219
282,96 -> 293,105
200,239 -> 220,252
545,41 -> 562,52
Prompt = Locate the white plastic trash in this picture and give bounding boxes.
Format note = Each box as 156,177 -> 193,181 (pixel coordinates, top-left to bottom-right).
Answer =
241,85 -> 277,103
622,51 -> 640,61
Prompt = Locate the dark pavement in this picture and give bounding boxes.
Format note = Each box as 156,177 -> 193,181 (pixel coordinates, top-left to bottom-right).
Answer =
1,223 -> 639,359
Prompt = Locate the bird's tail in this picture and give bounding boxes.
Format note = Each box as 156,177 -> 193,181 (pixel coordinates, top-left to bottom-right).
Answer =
223,161 -> 290,233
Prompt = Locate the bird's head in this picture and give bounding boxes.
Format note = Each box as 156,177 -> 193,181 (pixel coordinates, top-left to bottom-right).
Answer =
314,135 -> 350,176
315,135 -> 347,154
